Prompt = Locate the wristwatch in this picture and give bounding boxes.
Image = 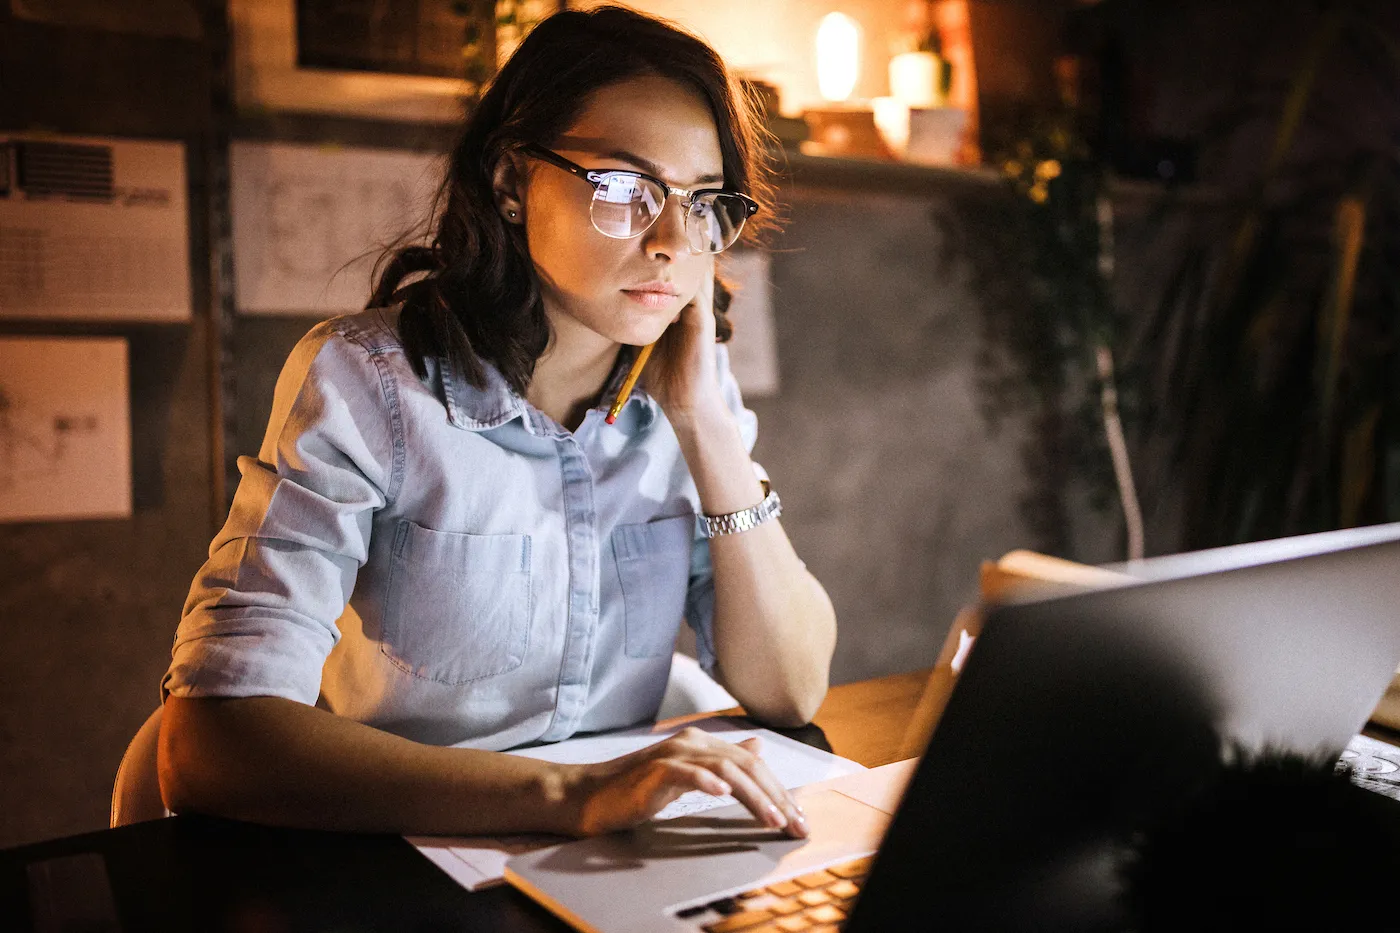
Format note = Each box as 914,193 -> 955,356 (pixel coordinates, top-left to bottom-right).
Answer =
699,481 -> 782,538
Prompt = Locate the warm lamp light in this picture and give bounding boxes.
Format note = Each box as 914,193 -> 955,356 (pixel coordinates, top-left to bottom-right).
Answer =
889,51 -> 941,109
803,11 -> 891,159
872,97 -> 910,153
816,12 -> 860,103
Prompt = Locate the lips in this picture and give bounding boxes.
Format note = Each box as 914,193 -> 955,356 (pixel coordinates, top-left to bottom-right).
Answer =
623,282 -> 679,297
622,282 -> 681,310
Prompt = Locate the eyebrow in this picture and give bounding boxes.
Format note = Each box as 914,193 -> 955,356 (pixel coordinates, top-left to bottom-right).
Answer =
597,149 -> 726,187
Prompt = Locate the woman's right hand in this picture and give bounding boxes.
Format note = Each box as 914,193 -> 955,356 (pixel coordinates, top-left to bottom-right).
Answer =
559,727 -> 809,839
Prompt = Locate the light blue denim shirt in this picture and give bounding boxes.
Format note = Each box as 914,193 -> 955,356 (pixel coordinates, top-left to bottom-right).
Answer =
162,306 -> 761,750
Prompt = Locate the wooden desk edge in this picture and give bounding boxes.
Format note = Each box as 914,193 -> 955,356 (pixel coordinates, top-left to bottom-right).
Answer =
702,668 -> 933,770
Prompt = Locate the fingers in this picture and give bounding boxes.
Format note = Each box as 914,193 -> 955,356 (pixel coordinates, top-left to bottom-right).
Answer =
660,730 -> 808,839
654,761 -> 731,812
668,760 -> 730,798
627,761 -> 718,824
722,738 -> 808,839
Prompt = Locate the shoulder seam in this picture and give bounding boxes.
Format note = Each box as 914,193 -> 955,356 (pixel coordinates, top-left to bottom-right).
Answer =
332,323 -> 406,504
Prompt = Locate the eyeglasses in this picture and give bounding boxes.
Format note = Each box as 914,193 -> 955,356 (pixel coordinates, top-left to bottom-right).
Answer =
520,144 -> 758,254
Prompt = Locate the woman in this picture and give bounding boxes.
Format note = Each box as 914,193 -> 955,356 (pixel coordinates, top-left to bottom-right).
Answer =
158,5 -> 836,840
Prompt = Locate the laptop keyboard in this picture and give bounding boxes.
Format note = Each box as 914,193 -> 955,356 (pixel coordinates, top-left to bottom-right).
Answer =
673,855 -> 873,932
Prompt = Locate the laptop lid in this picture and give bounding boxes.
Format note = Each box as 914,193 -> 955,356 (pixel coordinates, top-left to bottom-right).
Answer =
847,522 -> 1400,932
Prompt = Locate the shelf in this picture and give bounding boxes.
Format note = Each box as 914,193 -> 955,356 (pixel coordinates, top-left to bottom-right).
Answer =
769,148 -> 1002,196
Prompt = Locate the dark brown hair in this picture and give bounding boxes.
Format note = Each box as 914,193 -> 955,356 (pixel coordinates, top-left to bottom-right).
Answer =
368,5 -> 777,395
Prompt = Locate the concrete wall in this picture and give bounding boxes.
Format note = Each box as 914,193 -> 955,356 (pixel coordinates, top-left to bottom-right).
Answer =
0,4 -> 218,850
753,181 -> 1042,684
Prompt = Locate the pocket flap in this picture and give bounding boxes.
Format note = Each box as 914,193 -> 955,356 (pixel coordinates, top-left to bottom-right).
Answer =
612,513 -> 695,563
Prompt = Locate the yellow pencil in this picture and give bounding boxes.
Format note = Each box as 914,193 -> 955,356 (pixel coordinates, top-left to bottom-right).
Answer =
605,343 -> 655,424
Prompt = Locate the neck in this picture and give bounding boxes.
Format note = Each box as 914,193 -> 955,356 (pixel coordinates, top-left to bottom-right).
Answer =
526,309 -> 621,431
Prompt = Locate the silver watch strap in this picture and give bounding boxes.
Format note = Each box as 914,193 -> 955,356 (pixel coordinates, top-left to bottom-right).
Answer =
699,482 -> 782,538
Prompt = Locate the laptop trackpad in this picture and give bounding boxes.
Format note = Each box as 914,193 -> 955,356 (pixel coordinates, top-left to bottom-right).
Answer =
639,788 -> 888,873
506,790 -> 890,933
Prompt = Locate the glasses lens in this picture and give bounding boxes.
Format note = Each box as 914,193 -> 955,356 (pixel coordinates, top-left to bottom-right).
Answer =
686,194 -> 751,253
590,172 -> 665,238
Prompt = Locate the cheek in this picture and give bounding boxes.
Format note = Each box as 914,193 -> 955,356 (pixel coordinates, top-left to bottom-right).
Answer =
676,256 -> 712,300
530,220 -> 618,295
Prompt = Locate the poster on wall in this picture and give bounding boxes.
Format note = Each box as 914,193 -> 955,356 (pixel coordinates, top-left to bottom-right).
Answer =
229,0 -> 562,122
0,337 -> 132,523
230,141 -> 442,316
0,134 -> 192,322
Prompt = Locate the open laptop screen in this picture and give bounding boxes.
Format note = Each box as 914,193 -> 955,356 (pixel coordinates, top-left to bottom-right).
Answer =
848,522 -> 1400,932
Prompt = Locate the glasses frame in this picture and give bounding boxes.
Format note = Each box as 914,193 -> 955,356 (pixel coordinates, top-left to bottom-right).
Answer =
519,144 -> 758,253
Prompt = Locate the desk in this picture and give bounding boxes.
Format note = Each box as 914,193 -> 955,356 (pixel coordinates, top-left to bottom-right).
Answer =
1,669 -> 930,933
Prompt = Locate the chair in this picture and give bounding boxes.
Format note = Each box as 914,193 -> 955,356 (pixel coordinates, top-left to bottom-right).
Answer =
110,706 -> 170,828
111,654 -> 736,827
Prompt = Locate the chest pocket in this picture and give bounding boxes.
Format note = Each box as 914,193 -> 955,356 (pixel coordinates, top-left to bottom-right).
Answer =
381,521 -> 532,685
612,514 -> 696,659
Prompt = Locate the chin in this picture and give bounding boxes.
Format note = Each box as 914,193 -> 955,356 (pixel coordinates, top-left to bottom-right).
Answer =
610,304 -> 679,346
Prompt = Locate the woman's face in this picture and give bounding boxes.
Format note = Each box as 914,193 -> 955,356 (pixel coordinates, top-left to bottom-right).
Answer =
518,75 -> 725,351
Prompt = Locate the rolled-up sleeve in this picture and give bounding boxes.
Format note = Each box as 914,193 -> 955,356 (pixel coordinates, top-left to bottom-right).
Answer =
683,345 -> 766,676
162,322 -> 398,705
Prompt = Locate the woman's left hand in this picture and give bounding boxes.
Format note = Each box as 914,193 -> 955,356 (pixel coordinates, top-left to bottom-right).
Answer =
643,259 -> 726,422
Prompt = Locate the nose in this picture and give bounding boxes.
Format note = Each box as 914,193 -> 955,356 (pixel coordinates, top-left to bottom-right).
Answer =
641,193 -> 691,261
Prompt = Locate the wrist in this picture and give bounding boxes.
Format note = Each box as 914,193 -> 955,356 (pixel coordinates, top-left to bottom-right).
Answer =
538,761 -> 586,836
665,395 -> 734,439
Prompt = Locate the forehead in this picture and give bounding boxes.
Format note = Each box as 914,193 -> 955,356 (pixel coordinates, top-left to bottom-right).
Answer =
554,75 -> 725,184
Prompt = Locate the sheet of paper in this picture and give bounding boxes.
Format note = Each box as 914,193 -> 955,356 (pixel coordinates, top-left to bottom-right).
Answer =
804,758 -> 920,815
408,717 -> 865,891
230,141 -> 442,315
0,337 -> 131,522
1,135 -> 191,322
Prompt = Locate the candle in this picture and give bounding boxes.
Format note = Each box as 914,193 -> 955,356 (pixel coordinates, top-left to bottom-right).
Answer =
889,50 -> 941,109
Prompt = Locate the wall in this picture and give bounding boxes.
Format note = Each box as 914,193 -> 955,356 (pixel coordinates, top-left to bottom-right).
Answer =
755,173 -> 1042,683
0,3 -> 218,849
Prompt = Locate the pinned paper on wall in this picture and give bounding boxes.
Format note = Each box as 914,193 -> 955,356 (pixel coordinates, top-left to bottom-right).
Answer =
230,141 -> 443,316
0,134 -> 192,322
0,337 -> 132,523
719,248 -> 780,397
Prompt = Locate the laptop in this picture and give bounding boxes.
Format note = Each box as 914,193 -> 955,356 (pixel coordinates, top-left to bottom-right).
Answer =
506,523 -> 1400,933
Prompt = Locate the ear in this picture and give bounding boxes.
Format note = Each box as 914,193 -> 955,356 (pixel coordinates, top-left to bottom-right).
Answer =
492,154 -> 526,225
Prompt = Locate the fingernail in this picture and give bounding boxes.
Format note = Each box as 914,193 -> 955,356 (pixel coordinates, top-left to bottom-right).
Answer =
790,813 -> 810,837
713,781 -> 732,796
767,804 -> 787,828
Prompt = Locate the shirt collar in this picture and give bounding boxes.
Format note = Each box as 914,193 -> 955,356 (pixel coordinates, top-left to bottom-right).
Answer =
438,345 -> 659,434
437,351 -> 527,431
